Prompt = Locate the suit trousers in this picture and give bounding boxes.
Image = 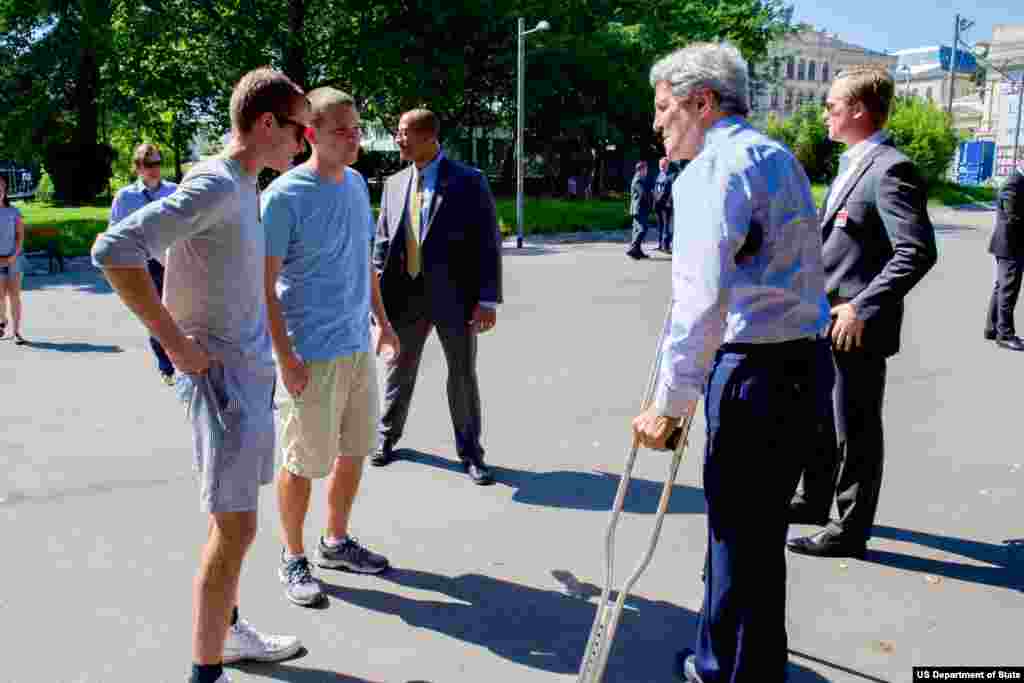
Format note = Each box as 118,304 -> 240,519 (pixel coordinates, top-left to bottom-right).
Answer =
146,259 -> 174,377
821,349 -> 887,543
629,214 -> 649,252
379,284 -> 484,461
695,338 -> 833,683
985,256 -> 1022,339
655,208 -> 673,249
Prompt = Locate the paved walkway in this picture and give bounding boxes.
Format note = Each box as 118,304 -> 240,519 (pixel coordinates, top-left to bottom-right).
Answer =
1,206 -> 1021,682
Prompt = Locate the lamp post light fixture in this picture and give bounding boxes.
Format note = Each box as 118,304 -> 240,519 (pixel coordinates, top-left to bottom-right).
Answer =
516,18 -> 550,249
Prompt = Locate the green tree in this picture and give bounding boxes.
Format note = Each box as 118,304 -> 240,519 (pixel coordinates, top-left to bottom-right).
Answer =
887,96 -> 960,185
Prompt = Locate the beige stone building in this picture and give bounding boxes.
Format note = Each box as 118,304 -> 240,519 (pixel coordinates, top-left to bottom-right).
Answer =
755,28 -> 897,119
974,24 -> 1024,179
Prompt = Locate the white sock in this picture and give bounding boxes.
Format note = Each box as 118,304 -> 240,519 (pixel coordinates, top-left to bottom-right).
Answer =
324,535 -> 348,548
283,551 -> 305,563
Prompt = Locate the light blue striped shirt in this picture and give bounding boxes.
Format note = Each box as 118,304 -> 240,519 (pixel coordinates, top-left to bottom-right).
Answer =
109,179 -> 177,227
655,116 -> 830,417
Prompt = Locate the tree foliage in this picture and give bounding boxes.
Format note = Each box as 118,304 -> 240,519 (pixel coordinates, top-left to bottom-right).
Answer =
887,96 -> 961,185
2,0 -> 795,202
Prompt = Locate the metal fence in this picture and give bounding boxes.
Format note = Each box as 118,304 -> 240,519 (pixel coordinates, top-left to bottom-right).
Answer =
0,162 -> 38,199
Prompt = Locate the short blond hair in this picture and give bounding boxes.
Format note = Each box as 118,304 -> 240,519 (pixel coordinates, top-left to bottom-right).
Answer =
229,67 -> 307,134
307,87 -> 356,127
833,64 -> 895,126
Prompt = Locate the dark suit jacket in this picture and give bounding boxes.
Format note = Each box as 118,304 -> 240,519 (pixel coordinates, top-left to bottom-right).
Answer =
373,156 -> 503,328
821,139 -> 938,357
988,170 -> 1023,259
630,173 -> 652,217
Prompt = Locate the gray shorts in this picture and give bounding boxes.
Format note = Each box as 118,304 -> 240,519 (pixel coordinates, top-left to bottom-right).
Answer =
175,361 -> 276,513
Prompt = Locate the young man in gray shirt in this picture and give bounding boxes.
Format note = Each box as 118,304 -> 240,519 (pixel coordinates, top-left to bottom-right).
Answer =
263,88 -> 400,606
92,68 -> 311,683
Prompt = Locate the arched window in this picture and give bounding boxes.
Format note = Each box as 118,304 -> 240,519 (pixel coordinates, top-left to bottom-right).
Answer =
771,90 -> 780,108
822,62 -> 830,82
797,59 -> 806,80
808,60 -> 817,81
786,57 -> 795,79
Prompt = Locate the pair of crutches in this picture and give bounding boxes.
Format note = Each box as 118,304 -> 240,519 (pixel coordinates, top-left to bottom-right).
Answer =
577,305 -> 698,683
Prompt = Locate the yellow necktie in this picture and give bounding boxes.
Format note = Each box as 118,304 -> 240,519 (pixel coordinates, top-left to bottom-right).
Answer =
406,170 -> 424,278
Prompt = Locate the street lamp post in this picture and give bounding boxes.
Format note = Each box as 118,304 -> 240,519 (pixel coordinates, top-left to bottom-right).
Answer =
1012,73 -> 1023,172
516,18 -> 550,249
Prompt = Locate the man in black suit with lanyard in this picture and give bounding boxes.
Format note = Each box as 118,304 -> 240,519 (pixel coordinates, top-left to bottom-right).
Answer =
372,109 -> 503,485
788,64 -> 938,559
984,163 -> 1024,351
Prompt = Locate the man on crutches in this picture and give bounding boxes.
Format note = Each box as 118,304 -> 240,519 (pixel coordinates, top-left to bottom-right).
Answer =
632,43 -> 834,683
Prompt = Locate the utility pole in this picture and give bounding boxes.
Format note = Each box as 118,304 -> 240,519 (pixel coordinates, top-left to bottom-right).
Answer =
947,14 -> 961,118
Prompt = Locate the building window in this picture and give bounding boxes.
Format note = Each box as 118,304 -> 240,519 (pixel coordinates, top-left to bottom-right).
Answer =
822,62 -> 830,82
785,89 -> 793,111
821,92 -> 827,105
797,59 -> 806,80
786,57 -> 795,79
926,86 -> 933,101
808,60 -> 817,81
771,90 -> 779,108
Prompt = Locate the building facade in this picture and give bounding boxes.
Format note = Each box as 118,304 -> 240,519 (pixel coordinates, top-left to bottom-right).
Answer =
974,24 -> 1024,179
891,46 -> 977,106
755,28 -> 897,119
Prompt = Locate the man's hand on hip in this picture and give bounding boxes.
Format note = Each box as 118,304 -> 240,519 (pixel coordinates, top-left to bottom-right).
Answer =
830,302 -> 865,352
167,335 -> 211,375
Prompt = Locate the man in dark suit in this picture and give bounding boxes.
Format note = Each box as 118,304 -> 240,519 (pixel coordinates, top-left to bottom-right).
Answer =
788,64 -> 938,559
984,165 -> 1024,351
372,109 -> 503,485
626,161 -> 652,259
652,157 -> 675,253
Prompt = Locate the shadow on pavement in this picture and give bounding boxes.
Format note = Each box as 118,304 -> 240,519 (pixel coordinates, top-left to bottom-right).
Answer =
932,223 -> 980,235
501,245 -> 561,256
15,339 -> 123,353
866,525 -> 1024,591
398,449 -> 706,515
322,567 -> 829,682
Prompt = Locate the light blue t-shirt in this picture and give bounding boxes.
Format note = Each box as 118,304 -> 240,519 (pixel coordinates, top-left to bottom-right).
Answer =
262,165 -> 375,362
0,206 -> 22,256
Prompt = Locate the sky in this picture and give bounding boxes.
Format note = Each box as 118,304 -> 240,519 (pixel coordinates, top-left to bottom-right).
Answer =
792,0 -> 1024,55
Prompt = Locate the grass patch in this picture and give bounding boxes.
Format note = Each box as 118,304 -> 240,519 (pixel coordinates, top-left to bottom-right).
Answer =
15,200 -> 110,258
494,197 -> 628,236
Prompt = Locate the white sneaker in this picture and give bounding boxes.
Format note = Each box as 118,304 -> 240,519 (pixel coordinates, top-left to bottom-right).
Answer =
213,675 -> 232,683
221,618 -> 302,664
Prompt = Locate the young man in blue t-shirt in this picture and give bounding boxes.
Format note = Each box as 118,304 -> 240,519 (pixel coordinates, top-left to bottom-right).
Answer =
263,88 -> 400,606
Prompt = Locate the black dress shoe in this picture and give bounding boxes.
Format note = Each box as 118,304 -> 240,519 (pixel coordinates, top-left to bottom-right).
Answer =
788,504 -> 830,526
372,440 -> 397,467
984,330 -> 997,340
996,336 -> 1024,351
787,529 -> 866,559
626,249 -> 649,260
465,461 -> 494,485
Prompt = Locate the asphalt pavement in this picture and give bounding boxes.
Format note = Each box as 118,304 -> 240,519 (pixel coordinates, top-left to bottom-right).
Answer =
1,206 -> 1021,682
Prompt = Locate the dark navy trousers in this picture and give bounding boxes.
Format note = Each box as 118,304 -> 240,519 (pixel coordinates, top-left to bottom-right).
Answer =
146,259 -> 174,377
694,338 -> 834,682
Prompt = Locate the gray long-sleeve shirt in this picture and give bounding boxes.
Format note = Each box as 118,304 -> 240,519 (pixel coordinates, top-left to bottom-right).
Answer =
91,157 -> 272,368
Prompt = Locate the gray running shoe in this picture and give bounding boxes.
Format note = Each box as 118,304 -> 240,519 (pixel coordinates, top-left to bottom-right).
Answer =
315,536 -> 389,574
278,553 -> 324,606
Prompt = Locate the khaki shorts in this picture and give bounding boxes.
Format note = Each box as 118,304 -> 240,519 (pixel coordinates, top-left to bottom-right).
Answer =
278,352 -> 379,478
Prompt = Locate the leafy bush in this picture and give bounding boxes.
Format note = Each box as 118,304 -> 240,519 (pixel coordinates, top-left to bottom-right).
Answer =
886,97 -> 961,185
